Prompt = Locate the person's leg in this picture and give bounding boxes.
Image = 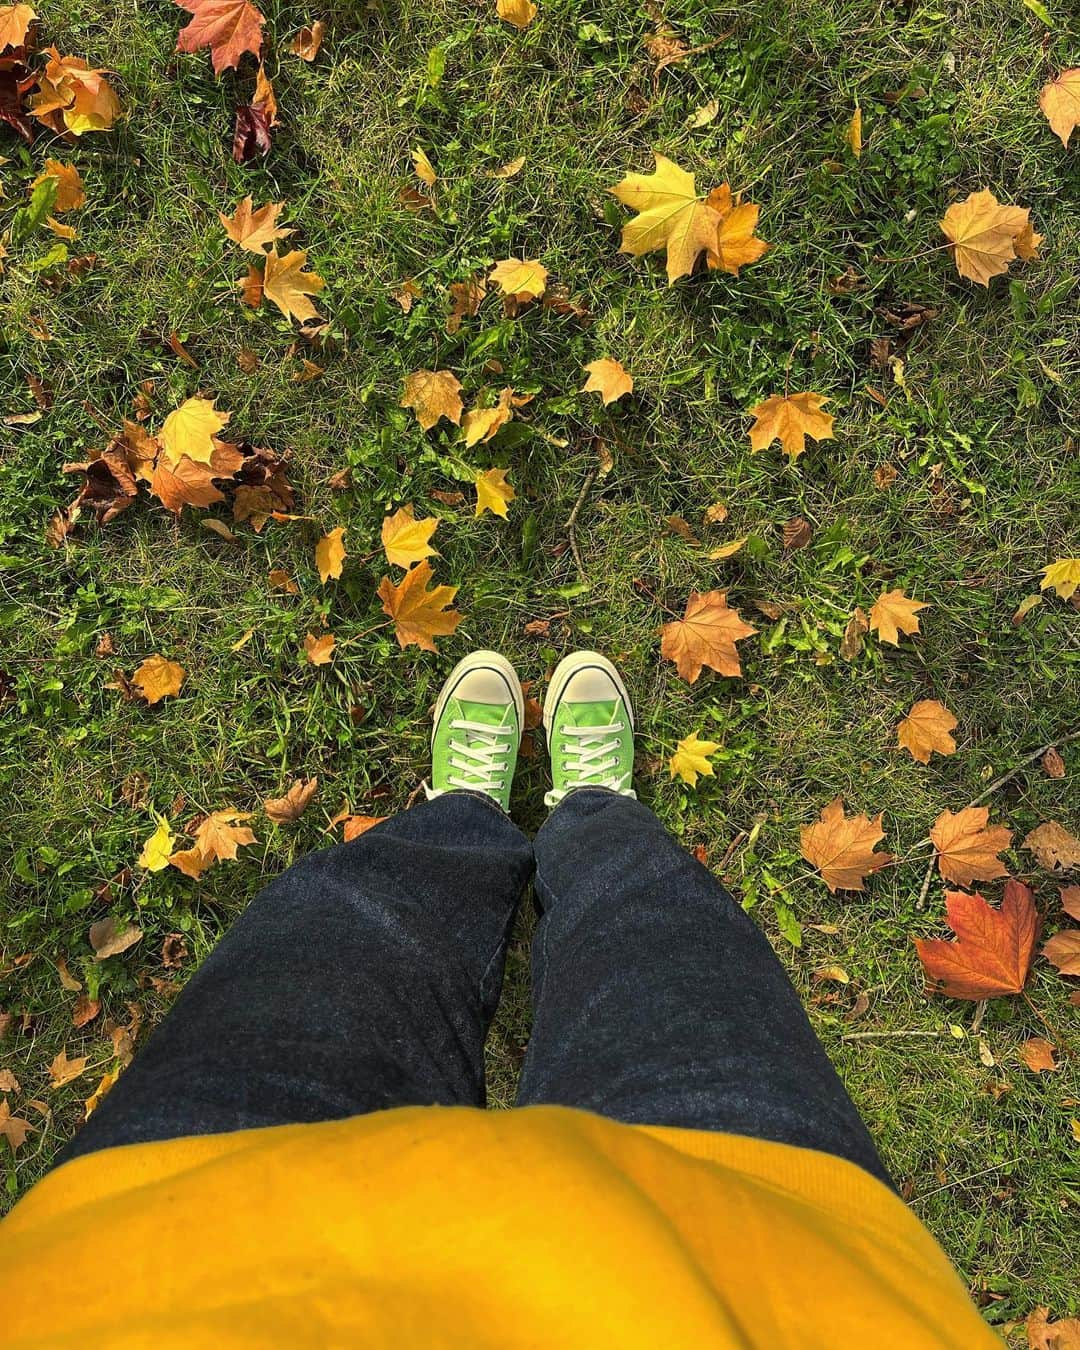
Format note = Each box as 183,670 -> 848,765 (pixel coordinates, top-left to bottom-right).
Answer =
64,653 -> 533,1163
518,653 -> 890,1186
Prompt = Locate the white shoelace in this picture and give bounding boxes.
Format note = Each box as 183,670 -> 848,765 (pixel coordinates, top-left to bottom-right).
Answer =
429,718 -> 514,798
544,722 -> 635,807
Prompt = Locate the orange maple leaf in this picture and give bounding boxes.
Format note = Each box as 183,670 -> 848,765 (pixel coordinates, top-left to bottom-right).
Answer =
660,590 -> 756,684
174,0 -> 265,75
800,796 -> 894,893
931,806 -> 1012,887
915,879 -> 1039,999
377,560 -> 463,652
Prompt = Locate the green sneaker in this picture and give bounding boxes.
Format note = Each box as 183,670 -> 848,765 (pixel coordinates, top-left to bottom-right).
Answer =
427,651 -> 523,812
543,651 -> 636,808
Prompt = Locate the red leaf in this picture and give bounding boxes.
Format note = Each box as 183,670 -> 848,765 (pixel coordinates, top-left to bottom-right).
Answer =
233,102 -> 271,162
175,0 -> 265,75
914,878 -> 1040,1000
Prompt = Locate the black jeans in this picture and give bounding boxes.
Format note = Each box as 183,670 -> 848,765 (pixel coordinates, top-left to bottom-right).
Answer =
63,790 -> 890,1186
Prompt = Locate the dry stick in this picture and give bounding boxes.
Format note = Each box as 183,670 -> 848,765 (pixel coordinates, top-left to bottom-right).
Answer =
841,1029 -> 945,1041
914,726 -> 1080,910
565,465 -> 598,582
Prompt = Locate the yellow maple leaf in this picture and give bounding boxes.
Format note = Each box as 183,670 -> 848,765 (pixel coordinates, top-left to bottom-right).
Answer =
897,699 -> 958,764
581,357 -> 634,405
262,247 -> 325,321
377,559 -> 463,652
412,146 -> 436,187
475,466 -> 515,518
83,1066 -> 120,1119
704,184 -> 769,275
496,0 -> 537,28
800,797 -> 894,893
489,258 -> 548,300
461,386 -> 528,447
46,215 -> 75,239
381,505 -> 440,568
160,396 -> 230,466
747,392 -> 834,460
218,196 -> 292,253
304,632 -> 336,666
315,526 -> 346,584
401,369 -> 463,431
668,732 -> 720,787
137,814 -> 175,870
660,590 -> 757,684
0,4 -> 36,52
1040,557 -> 1080,601
31,157 -> 84,211
131,654 -> 186,704
1039,68 -> 1080,148
192,810 -> 257,865
869,588 -> 929,646
939,189 -> 1030,286
31,48 -> 121,135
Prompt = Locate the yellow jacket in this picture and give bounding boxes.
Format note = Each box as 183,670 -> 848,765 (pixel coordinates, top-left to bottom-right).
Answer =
0,1104 -> 999,1347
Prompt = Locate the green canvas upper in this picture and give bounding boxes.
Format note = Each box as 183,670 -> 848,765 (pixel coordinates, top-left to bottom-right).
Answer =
545,696 -> 635,808
430,695 -> 519,812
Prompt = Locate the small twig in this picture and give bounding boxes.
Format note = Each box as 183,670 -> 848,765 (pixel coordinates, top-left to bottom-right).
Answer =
565,465 -> 597,581
915,726 -> 1080,909
1023,992 -> 1076,1060
910,1159 -> 1022,1206
841,1029 -> 945,1041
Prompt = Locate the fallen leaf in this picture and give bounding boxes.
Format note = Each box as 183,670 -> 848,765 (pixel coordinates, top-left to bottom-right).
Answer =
289,19 -> 324,60
232,100 -> 271,161
263,248 -> 325,322
315,526 -> 346,583
705,184 -> 770,275
269,568 -> 298,594
90,917 -> 143,959
489,257 -> 548,301
869,588 -> 929,646
1042,747 -> 1066,779
72,994 -> 100,1028
687,99 -> 718,129
174,0 -> 265,75
1061,886 -> 1080,922
1024,821 -> 1080,872
150,442 -> 241,515
747,392 -> 834,460
131,655 -> 186,704
846,104 -> 862,157
939,188 -> 1031,286
392,278 -> 422,312
412,145 -> 436,187
706,537 -> 747,561
264,777 -> 318,823
1021,1037 -> 1058,1073
55,957 -> 81,992
783,517 -> 812,551
668,732 -> 719,787
1042,927 -> 1080,977
582,357 -> 633,405
160,396 -> 229,467
237,264 -> 264,306
1038,68 -> 1080,148
377,559 -> 463,652
915,880 -> 1039,999
897,699 -> 958,764
0,1099 -> 33,1151
462,387 -> 524,447
0,3 -> 35,52
382,505 -> 440,568
704,501 -> 729,525
1026,1303 -> 1080,1350
32,157 -> 84,211
660,590 -> 757,684
0,1069 -> 18,1093
812,965 -> 850,984
137,814 -> 175,870
401,369 -> 463,431
304,632 -> 335,666
1040,558 -> 1080,601
83,1066 -> 119,1118
162,933 -> 188,968
487,155 -> 525,178
218,196 -> 291,253
800,797 -> 894,893
30,49 -> 121,135
446,275 -> 487,333
496,0 -> 536,29
191,809 -> 257,864
48,1046 -> 89,1089
342,814 -> 386,841
475,467 -> 515,518
931,806 -> 1012,887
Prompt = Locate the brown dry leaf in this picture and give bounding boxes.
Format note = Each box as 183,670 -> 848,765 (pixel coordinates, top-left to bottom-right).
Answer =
747,392 -> 834,460
475,467 -> 515,519
392,278 -> 422,313
800,797 -> 894,893
162,933 -> 188,969
939,189 -> 1031,286
48,1047 -> 89,1088
897,699 -> 958,764
0,1099 -> 33,1152
1024,821 -> 1080,873
1061,886 -> 1080,922
0,3 -> 36,52
446,275 -> 487,333
55,956 -> 81,992
783,517 -> 812,551
269,568 -> 298,594
660,590 -> 757,684
1021,1037 -> 1058,1074
264,777 -> 318,823
131,654 -> 186,704
0,1069 -> 18,1093
706,537 -> 748,561
1042,927 -> 1080,977
812,965 -> 850,985
496,0 -> 536,29
377,559 -> 463,653
401,369 -> 463,431
704,501 -> 729,525
192,810 -> 257,864
32,157 -> 84,211
289,19 -> 325,60
1038,68 -> 1080,149
237,264 -> 264,307
150,442 -> 243,515
174,0 -> 264,74
89,917 -> 143,959
930,806 -> 1012,887
489,258 -> 548,302
342,814 -> 387,841
869,588 -> 929,646
915,879 -> 1039,1000
72,994 -> 100,1028
1042,747 -> 1066,779
263,247 -> 325,322
304,632 -> 335,666
581,358 -> 633,406
382,505 -> 440,569
1026,1304 -> 1080,1350
30,48 -> 121,136
487,155 -> 525,179
219,196 -> 291,253
315,526 -> 346,583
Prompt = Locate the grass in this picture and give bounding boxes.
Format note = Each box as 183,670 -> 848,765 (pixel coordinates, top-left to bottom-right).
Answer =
1,0 -> 1078,1330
